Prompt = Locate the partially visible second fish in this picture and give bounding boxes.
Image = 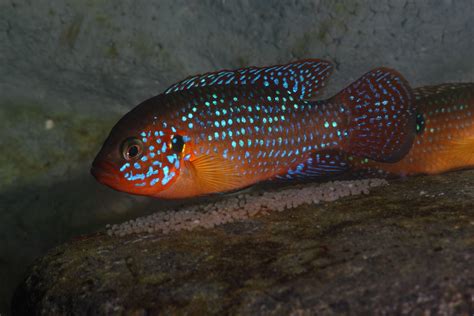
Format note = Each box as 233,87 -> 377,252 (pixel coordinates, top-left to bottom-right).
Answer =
348,83 -> 474,176
91,59 -> 417,198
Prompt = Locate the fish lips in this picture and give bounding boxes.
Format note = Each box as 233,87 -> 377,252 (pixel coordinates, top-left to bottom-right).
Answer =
90,159 -> 120,187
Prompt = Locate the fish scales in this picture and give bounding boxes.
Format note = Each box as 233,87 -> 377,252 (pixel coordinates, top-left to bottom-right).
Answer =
349,83 -> 474,176
166,85 -> 345,180
91,60 -> 417,198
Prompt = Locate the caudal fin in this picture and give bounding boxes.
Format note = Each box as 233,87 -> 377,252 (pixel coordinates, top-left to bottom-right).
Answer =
334,67 -> 417,163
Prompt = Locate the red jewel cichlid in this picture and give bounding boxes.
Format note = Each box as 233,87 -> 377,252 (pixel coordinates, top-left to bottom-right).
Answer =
91,59 -> 417,198
347,83 -> 474,176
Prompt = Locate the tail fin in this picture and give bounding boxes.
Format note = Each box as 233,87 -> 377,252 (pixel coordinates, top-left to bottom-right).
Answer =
334,67 -> 416,163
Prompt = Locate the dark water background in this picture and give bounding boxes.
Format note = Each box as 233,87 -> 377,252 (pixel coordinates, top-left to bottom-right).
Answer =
0,0 -> 473,313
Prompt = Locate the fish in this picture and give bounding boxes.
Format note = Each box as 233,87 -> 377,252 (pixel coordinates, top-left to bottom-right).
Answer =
347,83 -> 474,176
91,59 -> 417,199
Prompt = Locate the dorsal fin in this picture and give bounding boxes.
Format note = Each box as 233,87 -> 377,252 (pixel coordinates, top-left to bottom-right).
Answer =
164,59 -> 333,100
413,83 -> 474,100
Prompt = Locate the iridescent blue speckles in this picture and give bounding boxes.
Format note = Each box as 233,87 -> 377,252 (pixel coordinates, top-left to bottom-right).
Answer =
126,172 -> 145,181
150,178 -> 160,186
161,168 -> 176,186
127,60 -> 410,192
120,163 -> 130,172
163,60 -> 333,101
146,166 -> 159,177
167,154 -> 177,164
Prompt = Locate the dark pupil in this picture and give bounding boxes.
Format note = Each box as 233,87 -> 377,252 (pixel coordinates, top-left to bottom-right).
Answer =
128,145 -> 139,158
171,135 -> 185,153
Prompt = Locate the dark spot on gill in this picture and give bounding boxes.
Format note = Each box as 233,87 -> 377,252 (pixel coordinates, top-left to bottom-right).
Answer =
416,112 -> 425,134
171,135 -> 185,153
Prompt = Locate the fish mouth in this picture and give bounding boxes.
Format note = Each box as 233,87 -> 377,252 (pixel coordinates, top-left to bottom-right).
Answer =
91,159 -> 119,185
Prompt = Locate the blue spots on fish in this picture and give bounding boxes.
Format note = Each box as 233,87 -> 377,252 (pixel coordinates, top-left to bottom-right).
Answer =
167,154 -> 177,164
150,178 -> 160,186
126,172 -> 146,181
120,163 -> 130,172
146,166 -> 159,178
276,151 -> 349,180
110,64 -> 416,195
163,166 -> 169,177
161,171 -> 176,186
164,59 -> 334,100
328,67 -> 416,163
416,112 -> 425,134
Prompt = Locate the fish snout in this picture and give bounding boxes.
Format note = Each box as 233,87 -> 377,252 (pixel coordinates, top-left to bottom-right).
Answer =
91,159 -> 119,183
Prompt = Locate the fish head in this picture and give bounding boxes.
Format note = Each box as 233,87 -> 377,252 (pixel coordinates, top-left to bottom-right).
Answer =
91,99 -> 189,196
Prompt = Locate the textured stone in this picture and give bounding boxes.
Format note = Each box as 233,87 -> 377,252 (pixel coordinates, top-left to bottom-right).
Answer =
12,170 -> 474,315
1,0 -> 473,313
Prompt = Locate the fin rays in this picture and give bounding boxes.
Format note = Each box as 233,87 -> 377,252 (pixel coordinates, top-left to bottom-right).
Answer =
164,59 -> 333,100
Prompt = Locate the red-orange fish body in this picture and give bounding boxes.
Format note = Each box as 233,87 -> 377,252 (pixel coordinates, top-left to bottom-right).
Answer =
349,83 -> 474,176
91,60 -> 417,198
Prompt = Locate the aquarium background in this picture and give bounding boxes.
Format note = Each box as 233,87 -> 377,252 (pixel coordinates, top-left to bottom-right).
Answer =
0,0 -> 472,313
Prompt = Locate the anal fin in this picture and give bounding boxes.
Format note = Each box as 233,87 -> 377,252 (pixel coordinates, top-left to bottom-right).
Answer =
275,150 -> 350,181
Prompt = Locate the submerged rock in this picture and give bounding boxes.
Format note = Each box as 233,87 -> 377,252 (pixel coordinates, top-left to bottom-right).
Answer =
12,170 -> 474,315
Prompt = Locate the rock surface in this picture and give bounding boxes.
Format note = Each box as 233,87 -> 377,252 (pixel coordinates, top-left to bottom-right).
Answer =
12,170 -> 474,315
1,0 -> 473,313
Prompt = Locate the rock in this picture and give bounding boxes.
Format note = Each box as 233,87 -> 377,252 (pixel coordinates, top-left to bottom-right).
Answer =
12,170 -> 474,315
2,0 -> 473,313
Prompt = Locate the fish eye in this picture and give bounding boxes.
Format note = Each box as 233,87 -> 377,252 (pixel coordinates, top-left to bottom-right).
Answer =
121,138 -> 143,160
170,134 -> 185,153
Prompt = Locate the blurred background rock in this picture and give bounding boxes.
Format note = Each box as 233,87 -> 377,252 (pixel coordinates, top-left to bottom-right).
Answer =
0,0 -> 472,313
